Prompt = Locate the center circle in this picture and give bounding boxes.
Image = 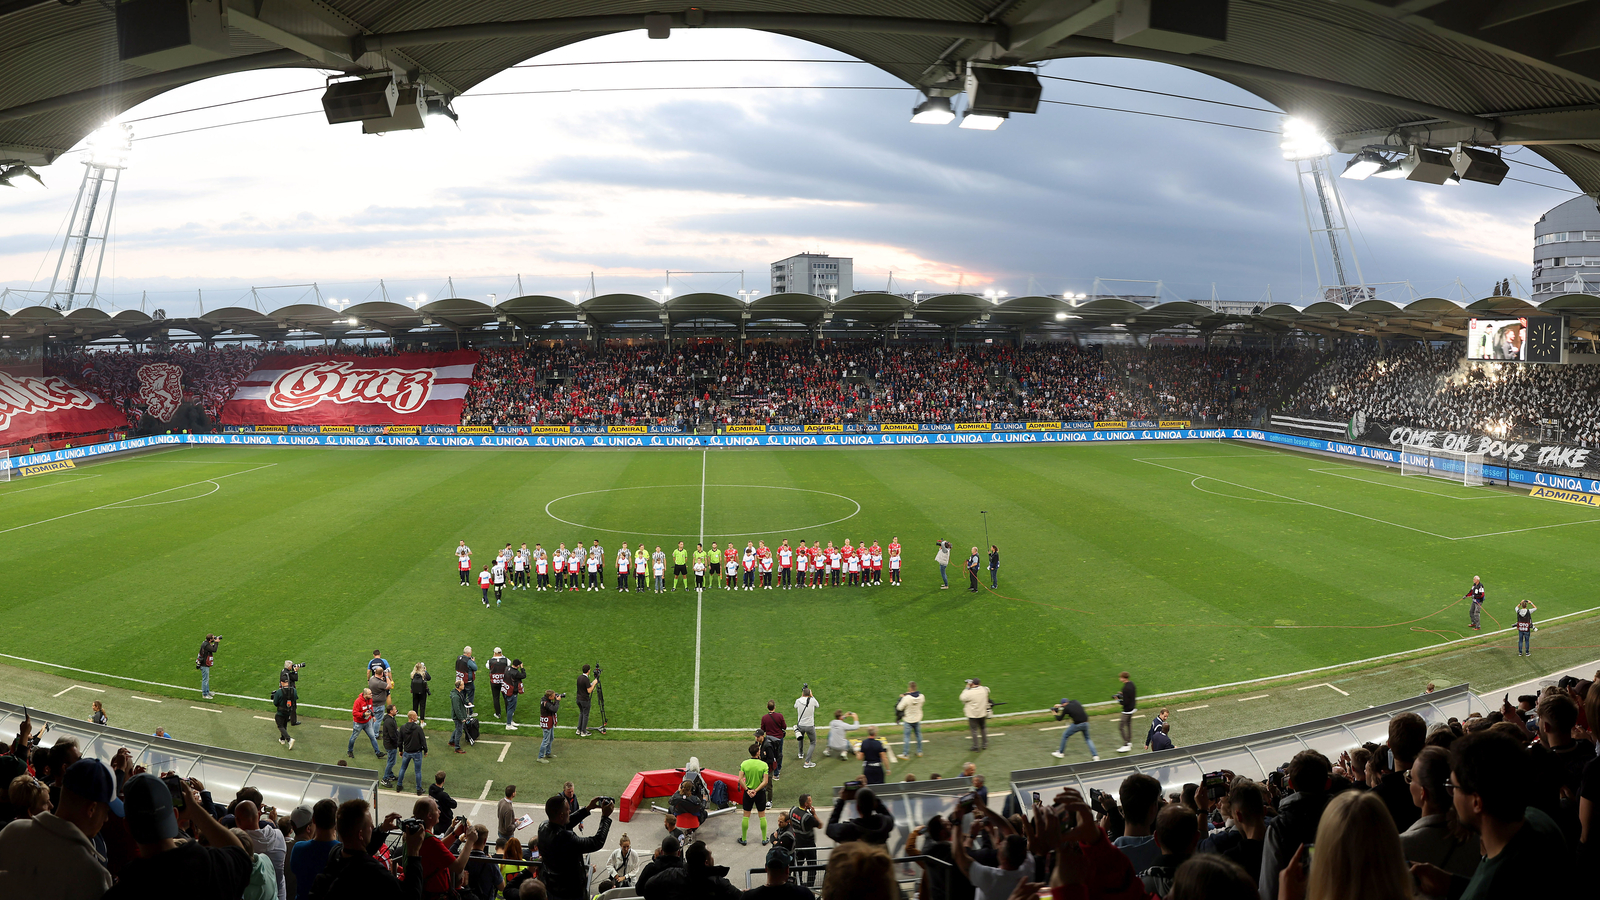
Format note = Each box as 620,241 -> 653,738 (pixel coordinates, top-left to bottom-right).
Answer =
544,484 -> 862,538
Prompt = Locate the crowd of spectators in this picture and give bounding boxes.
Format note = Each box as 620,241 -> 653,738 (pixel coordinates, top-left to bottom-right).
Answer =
44,346 -> 272,423
463,340 -> 1306,428
1282,342 -> 1600,447
6,671 -> 1595,899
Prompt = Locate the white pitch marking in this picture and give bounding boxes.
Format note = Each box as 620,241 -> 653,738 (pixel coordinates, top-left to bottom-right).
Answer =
693,451 -> 705,732
480,780 -> 494,800
191,706 -> 222,713
130,696 -> 162,703
544,482 -> 861,538
1297,683 -> 1350,696
1176,705 -> 1209,711
320,725 -> 348,731
254,716 -> 276,721
0,463 -> 276,535
1306,467 -> 1508,500
1137,458 -> 1456,540
52,684 -> 105,697
473,739 -> 512,763
1236,694 -> 1270,702
0,474 -> 102,495
1454,517 -> 1600,540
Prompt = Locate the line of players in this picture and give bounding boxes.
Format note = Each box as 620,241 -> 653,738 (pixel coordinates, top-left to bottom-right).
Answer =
454,537 -> 904,604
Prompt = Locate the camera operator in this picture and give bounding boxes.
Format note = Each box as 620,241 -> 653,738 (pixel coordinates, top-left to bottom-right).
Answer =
537,794 -> 615,900
933,539 -> 952,589
503,659 -> 526,729
538,690 -> 564,763
197,634 -> 221,700
278,660 -> 304,726
960,678 -> 991,751
455,647 -> 477,706
576,665 -> 597,737
1049,696 -> 1099,761
411,795 -> 475,897
793,685 -> 819,768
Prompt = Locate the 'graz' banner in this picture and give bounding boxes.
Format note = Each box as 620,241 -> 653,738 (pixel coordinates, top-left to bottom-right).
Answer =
220,351 -> 479,426
1373,421 -> 1598,477
0,370 -> 130,443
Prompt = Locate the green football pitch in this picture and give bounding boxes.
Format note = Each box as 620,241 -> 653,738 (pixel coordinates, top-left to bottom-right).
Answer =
1,440 -> 1595,732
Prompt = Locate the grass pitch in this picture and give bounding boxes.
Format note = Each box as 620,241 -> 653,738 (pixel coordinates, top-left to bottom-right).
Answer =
1,441 -> 1594,732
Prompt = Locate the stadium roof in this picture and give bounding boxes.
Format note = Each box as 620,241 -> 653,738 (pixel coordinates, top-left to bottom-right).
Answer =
5,1 -> 1600,192
5,290 -> 1597,346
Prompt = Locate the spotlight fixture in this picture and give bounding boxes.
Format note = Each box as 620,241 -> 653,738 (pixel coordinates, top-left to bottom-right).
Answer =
911,96 -> 955,125
964,67 -> 1042,115
1450,144 -> 1509,185
1401,146 -> 1454,184
1339,150 -> 1388,180
1370,159 -> 1406,179
425,95 -> 459,123
0,164 -> 44,188
322,74 -> 398,125
959,110 -> 1007,130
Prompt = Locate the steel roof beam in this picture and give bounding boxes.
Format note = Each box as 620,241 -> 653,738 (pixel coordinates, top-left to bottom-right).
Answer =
356,12 -> 1004,57
0,49 -> 305,124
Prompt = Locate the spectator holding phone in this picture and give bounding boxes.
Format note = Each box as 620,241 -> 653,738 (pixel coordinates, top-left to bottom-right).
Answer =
826,786 -> 894,846
410,795 -> 473,897
104,773 -> 250,900
308,799 -> 425,900
537,794 -> 614,900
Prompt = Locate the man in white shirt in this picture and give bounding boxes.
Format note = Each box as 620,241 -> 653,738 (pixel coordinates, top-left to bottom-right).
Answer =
0,758 -> 115,900
456,541 -> 472,586
234,799 -> 287,900
491,559 -> 507,605
793,686 -> 820,768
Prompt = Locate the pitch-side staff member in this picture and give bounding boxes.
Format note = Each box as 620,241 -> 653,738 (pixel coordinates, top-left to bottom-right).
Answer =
966,547 -> 981,593
197,634 -> 221,699
1114,671 -> 1137,753
1466,575 -> 1486,631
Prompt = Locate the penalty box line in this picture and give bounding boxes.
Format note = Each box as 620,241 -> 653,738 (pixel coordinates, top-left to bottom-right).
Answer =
0,464 -> 276,536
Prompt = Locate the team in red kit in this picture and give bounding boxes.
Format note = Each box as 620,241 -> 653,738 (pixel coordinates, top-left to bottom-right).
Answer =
450,536 -> 903,597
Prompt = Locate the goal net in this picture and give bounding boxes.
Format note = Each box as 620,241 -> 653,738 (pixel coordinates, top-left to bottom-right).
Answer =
1400,443 -> 1484,486
0,449 -> 8,484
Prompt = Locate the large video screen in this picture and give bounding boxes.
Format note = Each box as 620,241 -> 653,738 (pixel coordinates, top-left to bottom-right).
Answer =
1468,317 -> 1525,360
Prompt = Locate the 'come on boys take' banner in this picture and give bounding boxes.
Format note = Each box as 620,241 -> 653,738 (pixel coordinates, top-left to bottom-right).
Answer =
8,427 -> 1600,499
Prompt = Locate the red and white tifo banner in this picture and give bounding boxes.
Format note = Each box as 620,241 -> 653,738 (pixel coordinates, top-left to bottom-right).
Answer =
219,351 -> 479,426
0,371 -> 130,443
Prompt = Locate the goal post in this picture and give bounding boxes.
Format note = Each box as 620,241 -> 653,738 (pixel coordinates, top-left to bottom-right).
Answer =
1400,444 -> 1484,486
0,449 -> 8,484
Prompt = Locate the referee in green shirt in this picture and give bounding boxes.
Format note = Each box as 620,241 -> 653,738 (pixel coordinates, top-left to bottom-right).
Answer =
673,542 -> 689,591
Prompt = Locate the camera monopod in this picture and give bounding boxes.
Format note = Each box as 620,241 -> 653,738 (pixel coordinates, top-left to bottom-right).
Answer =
594,664 -> 609,735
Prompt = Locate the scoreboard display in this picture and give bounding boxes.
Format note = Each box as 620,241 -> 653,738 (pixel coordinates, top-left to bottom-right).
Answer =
1468,316 -> 1565,363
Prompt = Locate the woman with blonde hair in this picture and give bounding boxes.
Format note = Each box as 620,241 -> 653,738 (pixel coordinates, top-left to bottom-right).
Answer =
410,662 -> 431,723
1279,790 -> 1413,900
821,841 -> 898,900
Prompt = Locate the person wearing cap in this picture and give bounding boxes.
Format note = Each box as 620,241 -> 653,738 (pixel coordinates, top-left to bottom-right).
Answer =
103,772 -> 251,900
308,798 -> 426,900
0,757 -> 115,899
744,845 -> 812,899
636,839 -> 739,900
636,834 -> 682,892
197,633 -> 221,700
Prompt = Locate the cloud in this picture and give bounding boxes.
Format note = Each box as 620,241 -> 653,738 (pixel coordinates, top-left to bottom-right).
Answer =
0,31 -> 1574,314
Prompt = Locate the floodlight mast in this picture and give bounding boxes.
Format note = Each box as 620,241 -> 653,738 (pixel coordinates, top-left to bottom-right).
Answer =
47,124 -> 133,310
1282,118 -> 1366,304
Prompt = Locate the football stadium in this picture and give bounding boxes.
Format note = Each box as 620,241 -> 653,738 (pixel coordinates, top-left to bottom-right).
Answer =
4,3 -> 1600,899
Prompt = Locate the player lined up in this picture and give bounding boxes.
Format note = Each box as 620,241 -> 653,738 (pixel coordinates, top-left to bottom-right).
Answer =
454,537 -> 904,604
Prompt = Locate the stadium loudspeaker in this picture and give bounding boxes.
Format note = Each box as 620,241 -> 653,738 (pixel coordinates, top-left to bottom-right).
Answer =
1402,147 -> 1455,184
1451,146 -> 1509,185
323,76 -> 399,125
1114,0 -> 1228,53
363,85 -> 428,134
963,68 -> 1043,115
115,0 -> 230,70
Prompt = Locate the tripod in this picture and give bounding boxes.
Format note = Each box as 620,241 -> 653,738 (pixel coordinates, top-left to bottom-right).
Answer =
593,666 -> 609,735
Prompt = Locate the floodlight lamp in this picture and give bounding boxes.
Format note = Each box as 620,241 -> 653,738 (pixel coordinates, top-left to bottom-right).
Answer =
1370,160 -> 1406,179
911,95 -> 955,125
0,164 -> 45,189
85,122 -> 133,167
959,110 -> 1006,130
1055,312 -> 1068,320
417,293 -> 427,302
1279,117 -> 1330,160
1340,150 -> 1387,180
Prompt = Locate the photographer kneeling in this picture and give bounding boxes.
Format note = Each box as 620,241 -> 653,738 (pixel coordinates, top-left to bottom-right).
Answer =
309,799 -> 424,900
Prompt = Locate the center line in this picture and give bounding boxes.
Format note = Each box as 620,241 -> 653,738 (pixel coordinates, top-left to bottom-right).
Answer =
693,449 -> 706,731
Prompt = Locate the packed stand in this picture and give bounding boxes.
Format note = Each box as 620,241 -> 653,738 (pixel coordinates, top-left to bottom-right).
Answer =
1282,342 -> 1600,447
44,346 -> 272,424
463,340 -> 1303,428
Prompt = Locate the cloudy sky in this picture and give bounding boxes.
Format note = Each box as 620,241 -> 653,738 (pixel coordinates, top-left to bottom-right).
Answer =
0,30 -> 1579,318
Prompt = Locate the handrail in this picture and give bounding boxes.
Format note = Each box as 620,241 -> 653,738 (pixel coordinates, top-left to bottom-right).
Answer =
743,853 -> 951,890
